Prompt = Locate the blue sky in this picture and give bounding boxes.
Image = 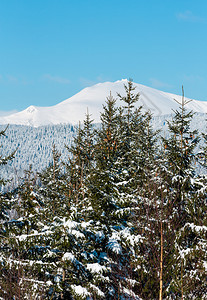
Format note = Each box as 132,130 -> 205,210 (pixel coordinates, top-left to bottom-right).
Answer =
0,0 -> 207,112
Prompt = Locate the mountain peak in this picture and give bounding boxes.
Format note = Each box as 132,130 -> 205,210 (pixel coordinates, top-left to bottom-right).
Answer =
26,106 -> 38,114
0,80 -> 207,127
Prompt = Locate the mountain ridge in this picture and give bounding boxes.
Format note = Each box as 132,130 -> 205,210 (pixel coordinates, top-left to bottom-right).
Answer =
0,79 -> 207,127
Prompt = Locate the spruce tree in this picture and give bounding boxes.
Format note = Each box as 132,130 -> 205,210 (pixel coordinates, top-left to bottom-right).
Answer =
0,165 -> 46,299
37,117 -> 96,299
88,92 -> 119,226
126,112 -> 162,299
162,88 -> 199,225
160,88 -> 205,299
0,126 -> 24,299
86,83 -> 147,298
169,119 -> 207,299
64,110 -> 95,221
116,80 -> 157,208
39,144 -> 67,219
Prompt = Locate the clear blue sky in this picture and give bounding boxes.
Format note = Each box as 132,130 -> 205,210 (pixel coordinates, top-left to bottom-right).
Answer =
0,0 -> 207,112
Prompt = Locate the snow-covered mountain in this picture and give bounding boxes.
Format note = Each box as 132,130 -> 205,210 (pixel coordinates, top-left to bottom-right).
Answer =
1,79 -> 207,127
1,79 -> 206,183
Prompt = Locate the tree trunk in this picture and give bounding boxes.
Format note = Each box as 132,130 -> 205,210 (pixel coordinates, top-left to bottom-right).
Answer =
159,221 -> 163,300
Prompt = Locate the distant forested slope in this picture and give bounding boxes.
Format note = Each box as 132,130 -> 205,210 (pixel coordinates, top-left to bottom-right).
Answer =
0,112 -> 206,184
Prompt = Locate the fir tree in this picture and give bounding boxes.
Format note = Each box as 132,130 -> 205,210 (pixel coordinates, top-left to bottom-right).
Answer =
0,166 -> 46,299
116,80 -> 156,208
162,88 -> 199,225
86,84 -> 145,299
39,144 -> 67,219
88,92 -> 119,227
64,110 -> 95,221
160,87 -> 204,299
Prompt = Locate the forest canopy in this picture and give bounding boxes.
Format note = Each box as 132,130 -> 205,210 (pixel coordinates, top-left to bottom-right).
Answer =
0,81 -> 206,300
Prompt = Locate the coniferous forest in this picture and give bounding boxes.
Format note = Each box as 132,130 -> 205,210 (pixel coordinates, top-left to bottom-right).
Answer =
0,81 -> 206,299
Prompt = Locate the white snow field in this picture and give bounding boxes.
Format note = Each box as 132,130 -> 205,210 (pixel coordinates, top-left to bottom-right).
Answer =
0,79 -> 207,127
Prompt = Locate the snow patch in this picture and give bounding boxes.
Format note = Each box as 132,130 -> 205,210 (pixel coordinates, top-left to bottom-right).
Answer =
71,285 -> 91,297
87,263 -> 107,274
62,252 -> 75,262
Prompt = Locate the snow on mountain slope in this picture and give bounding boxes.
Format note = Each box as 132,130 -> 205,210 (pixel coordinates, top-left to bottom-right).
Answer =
0,79 -> 207,127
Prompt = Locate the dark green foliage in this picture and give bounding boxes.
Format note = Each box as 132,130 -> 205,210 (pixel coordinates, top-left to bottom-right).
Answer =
64,111 -> 95,221
39,144 -> 68,219
88,93 -> 119,225
159,92 -> 206,299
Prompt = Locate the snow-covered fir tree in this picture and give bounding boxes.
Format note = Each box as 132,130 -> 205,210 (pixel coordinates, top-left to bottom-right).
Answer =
160,89 -> 206,299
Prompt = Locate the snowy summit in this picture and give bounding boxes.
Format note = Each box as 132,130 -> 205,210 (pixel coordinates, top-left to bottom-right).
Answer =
0,79 -> 207,127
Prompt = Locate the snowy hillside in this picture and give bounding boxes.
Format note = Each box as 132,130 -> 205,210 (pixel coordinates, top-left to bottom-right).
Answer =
0,113 -> 206,184
0,79 -> 207,127
0,124 -> 76,183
